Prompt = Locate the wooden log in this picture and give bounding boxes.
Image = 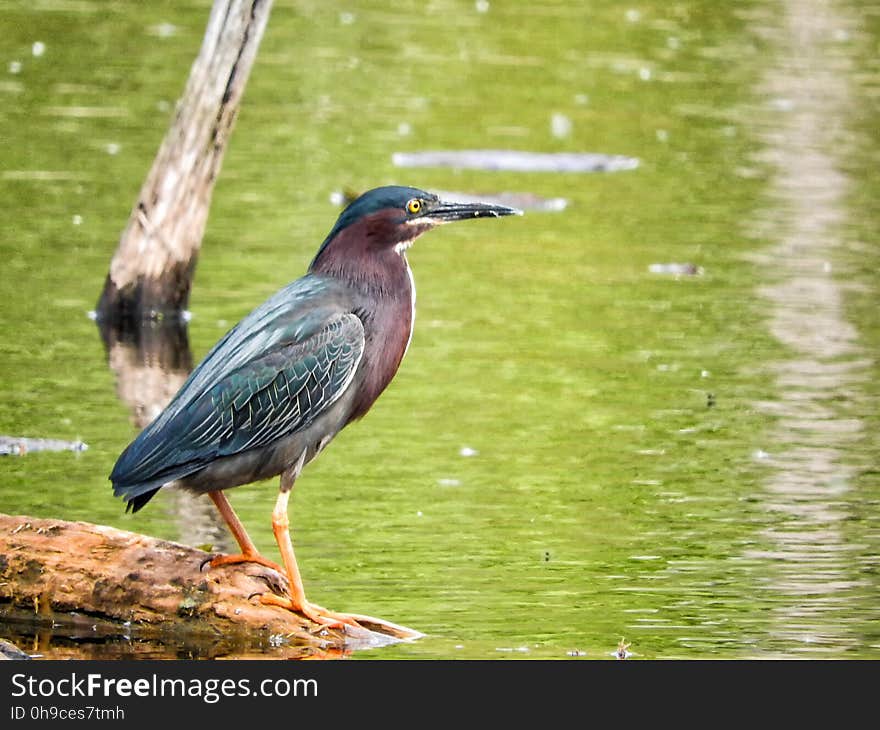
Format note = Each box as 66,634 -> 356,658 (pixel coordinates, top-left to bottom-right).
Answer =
0,513 -> 421,658
95,0 -> 274,324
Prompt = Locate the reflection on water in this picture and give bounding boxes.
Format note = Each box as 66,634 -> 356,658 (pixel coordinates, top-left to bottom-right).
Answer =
98,316 -> 229,551
745,0 -> 871,653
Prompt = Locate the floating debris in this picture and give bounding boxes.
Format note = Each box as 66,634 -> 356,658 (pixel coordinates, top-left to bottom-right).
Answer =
392,149 -> 639,174
550,112 -> 572,139
614,637 -> 632,660
0,436 -> 88,456
147,23 -> 178,38
648,262 -> 704,276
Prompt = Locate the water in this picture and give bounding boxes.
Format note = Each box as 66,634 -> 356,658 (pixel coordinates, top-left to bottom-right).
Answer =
1,0 -> 878,660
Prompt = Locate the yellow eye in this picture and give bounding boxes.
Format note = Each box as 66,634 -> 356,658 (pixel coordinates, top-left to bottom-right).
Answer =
406,198 -> 422,215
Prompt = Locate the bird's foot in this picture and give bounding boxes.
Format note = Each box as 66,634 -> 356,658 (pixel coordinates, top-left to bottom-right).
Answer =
257,594 -> 360,629
257,594 -> 423,639
202,551 -> 285,575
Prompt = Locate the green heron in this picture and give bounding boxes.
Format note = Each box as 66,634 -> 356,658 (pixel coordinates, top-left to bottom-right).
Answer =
110,185 -> 520,629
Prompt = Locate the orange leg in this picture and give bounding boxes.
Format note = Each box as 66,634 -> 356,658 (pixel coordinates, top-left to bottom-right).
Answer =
256,482 -> 359,627
209,472 -> 419,638
206,490 -> 284,574
258,469 -> 409,633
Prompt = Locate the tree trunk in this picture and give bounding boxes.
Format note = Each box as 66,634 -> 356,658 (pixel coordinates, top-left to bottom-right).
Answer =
0,513 -> 420,659
95,0 -> 273,324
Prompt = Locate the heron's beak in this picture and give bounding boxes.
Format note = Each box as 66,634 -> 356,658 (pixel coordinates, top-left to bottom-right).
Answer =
426,198 -> 522,223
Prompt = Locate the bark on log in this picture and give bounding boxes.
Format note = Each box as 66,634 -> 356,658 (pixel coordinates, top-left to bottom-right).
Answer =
0,514 -> 421,659
95,0 -> 274,324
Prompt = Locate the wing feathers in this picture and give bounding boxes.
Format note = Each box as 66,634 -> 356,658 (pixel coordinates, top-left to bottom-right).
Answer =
111,310 -> 364,494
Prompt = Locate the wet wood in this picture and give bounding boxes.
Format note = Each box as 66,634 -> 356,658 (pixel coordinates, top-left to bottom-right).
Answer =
95,0 -> 274,324
0,513 -> 420,657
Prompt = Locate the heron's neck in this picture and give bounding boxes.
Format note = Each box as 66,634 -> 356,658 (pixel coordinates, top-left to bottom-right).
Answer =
342,252 -> 416,421
309,216 -> 416,300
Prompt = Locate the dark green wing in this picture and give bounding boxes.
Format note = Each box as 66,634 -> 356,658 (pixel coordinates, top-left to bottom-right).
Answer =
190,312 -> 363,455
111,297 -> 364,496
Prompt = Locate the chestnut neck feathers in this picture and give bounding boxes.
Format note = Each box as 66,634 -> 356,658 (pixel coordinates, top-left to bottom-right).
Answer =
309,207 -> 422,298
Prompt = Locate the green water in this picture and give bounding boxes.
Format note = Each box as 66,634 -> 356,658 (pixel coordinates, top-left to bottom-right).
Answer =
1,0 -> 878,659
